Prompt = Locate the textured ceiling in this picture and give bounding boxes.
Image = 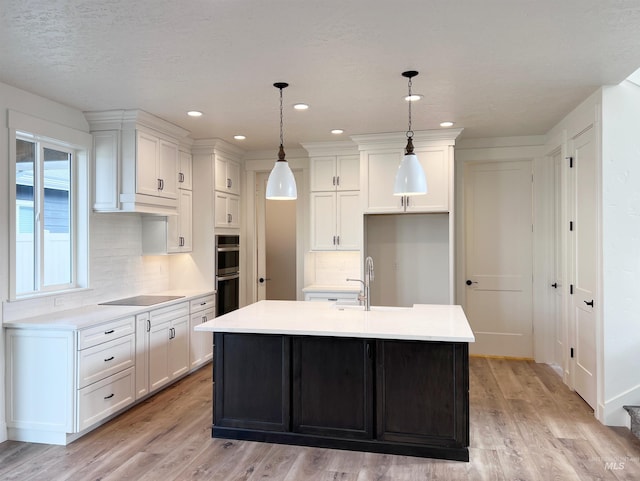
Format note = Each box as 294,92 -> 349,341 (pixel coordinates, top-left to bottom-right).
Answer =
2,0 -> 640,151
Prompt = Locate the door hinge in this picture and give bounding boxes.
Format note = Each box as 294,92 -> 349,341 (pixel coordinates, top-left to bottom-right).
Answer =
567,156 -> 574,168
569,221 -> 574,231
570,284 -> 574,295
570,347 -> 574,358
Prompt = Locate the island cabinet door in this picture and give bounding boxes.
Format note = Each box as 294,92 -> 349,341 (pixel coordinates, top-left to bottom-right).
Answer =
375,340 -> 469,448
214,333 -> 290,432
292,336 -> 374,439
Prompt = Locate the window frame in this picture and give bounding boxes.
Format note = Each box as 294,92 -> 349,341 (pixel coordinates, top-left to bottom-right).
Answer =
8,110 -> 91,301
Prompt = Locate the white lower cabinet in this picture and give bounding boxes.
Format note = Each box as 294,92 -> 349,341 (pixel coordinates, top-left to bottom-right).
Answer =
189,294 -> 215,370
77,367 -> 135,432
303,290 -> 361,305
5,292 -> 213,445
135,312 -> 150,399
148,302 -> 190,392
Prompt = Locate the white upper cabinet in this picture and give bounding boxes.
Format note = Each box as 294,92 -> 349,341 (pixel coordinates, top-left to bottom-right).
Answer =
215,191 -> 240,229
136,133 -> 178,201
86,110 -> 191,215
215,155 -> 241,196
304,142 -> 362,251
353,130 -> 462,214
178,149 -> 193,190
311,191 -> 361,251
310,155 -> 360,191
365,147 -> 449,213
142,189 -> 193,255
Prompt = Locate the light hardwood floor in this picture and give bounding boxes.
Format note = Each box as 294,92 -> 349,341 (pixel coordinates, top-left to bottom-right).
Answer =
1,357 -> 640,480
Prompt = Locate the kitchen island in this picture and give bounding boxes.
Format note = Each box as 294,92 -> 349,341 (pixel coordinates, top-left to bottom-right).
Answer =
195,300 -> 475,461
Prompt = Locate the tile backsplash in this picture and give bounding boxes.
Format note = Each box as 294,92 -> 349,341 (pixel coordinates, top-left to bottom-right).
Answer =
3,213 -> 171,321
305,251 -> 361,286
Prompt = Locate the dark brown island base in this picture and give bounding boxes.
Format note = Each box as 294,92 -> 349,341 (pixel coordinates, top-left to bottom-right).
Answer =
195,301 -> 475,462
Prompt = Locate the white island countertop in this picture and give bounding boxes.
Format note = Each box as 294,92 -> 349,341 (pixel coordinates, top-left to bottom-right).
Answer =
196,300 -> 475,342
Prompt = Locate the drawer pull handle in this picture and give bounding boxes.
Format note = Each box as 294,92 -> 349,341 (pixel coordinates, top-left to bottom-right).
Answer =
104,329 -> 115,335
200,302 -> 207,306
104,393 -> 114,400
104,356 -> 115,362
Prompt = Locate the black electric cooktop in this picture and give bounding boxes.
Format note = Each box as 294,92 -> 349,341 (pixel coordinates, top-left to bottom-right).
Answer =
99,295 -> 185,306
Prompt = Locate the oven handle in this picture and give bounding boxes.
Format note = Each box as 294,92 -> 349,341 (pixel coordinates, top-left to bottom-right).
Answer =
216,246 -> 240,252
217,273 -> 240,281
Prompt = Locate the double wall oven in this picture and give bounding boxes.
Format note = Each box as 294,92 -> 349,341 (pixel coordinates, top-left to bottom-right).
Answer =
216,235 -> 240,316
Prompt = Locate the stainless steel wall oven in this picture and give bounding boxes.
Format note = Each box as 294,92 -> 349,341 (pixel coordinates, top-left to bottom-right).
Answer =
216,235 -> 240,316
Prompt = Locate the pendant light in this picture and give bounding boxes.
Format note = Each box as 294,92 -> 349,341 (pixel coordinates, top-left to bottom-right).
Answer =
393,71 -> 428,196
266,82 -> 297,200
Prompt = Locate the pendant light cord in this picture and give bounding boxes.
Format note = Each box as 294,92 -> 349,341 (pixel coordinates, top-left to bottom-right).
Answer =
279,86 -> 284,147
407,77 -> 413,139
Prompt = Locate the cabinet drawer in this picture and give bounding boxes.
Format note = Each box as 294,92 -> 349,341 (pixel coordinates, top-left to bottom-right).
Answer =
78,334 -> 135,388
77,367 -> 135,432
304,292 -> 360,305
190,295 -> 215,313
78,316 -> 135,350
151,302 -> 189,325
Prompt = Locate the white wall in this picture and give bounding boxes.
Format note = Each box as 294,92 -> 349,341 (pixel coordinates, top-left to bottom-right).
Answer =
600,80 -> 640,425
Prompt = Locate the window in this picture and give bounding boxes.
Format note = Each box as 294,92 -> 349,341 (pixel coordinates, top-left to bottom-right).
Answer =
9,110 -> 91,300
15,135 -> 75,294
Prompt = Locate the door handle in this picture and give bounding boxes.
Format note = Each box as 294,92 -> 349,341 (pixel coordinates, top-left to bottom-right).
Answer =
465,280 -> 478,286
584,299 -> 594,307
551,283 -> 558,288
258,277 -> 272,284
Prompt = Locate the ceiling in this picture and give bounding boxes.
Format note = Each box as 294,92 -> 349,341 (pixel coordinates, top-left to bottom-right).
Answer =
2,0 -> 640,152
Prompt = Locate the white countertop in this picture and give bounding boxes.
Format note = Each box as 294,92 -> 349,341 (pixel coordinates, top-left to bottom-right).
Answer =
196,300 -> 475,342
3,289 -> 215,330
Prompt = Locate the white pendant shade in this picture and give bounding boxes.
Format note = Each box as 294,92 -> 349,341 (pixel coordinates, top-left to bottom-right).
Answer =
393,152 -> 428,196
266,160 -> 297,200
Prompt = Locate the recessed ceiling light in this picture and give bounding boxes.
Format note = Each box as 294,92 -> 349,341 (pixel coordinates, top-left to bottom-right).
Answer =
187,110 -> 203,117
404,94 -> 423,102
234,135 -> 246,140
293,103 -> 309,110
440,121 -> 455,127
331,129 -> 344,135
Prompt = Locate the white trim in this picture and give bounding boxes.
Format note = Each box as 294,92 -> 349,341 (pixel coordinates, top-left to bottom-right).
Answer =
8,112 -> 91,301
601,383 -> 640,427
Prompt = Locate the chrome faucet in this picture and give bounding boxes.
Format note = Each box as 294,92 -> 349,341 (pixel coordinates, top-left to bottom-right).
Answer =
347,256 -> 374,311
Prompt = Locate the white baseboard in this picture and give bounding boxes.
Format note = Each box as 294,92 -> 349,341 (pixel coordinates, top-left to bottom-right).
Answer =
0,421 -> 8,443
601,383 -> 640,427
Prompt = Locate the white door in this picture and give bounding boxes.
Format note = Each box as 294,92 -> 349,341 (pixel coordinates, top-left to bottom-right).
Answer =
256,172 -> 299,301
464,160 -> 534,357
551,149 -> 565,368
571,126 -> 598,408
